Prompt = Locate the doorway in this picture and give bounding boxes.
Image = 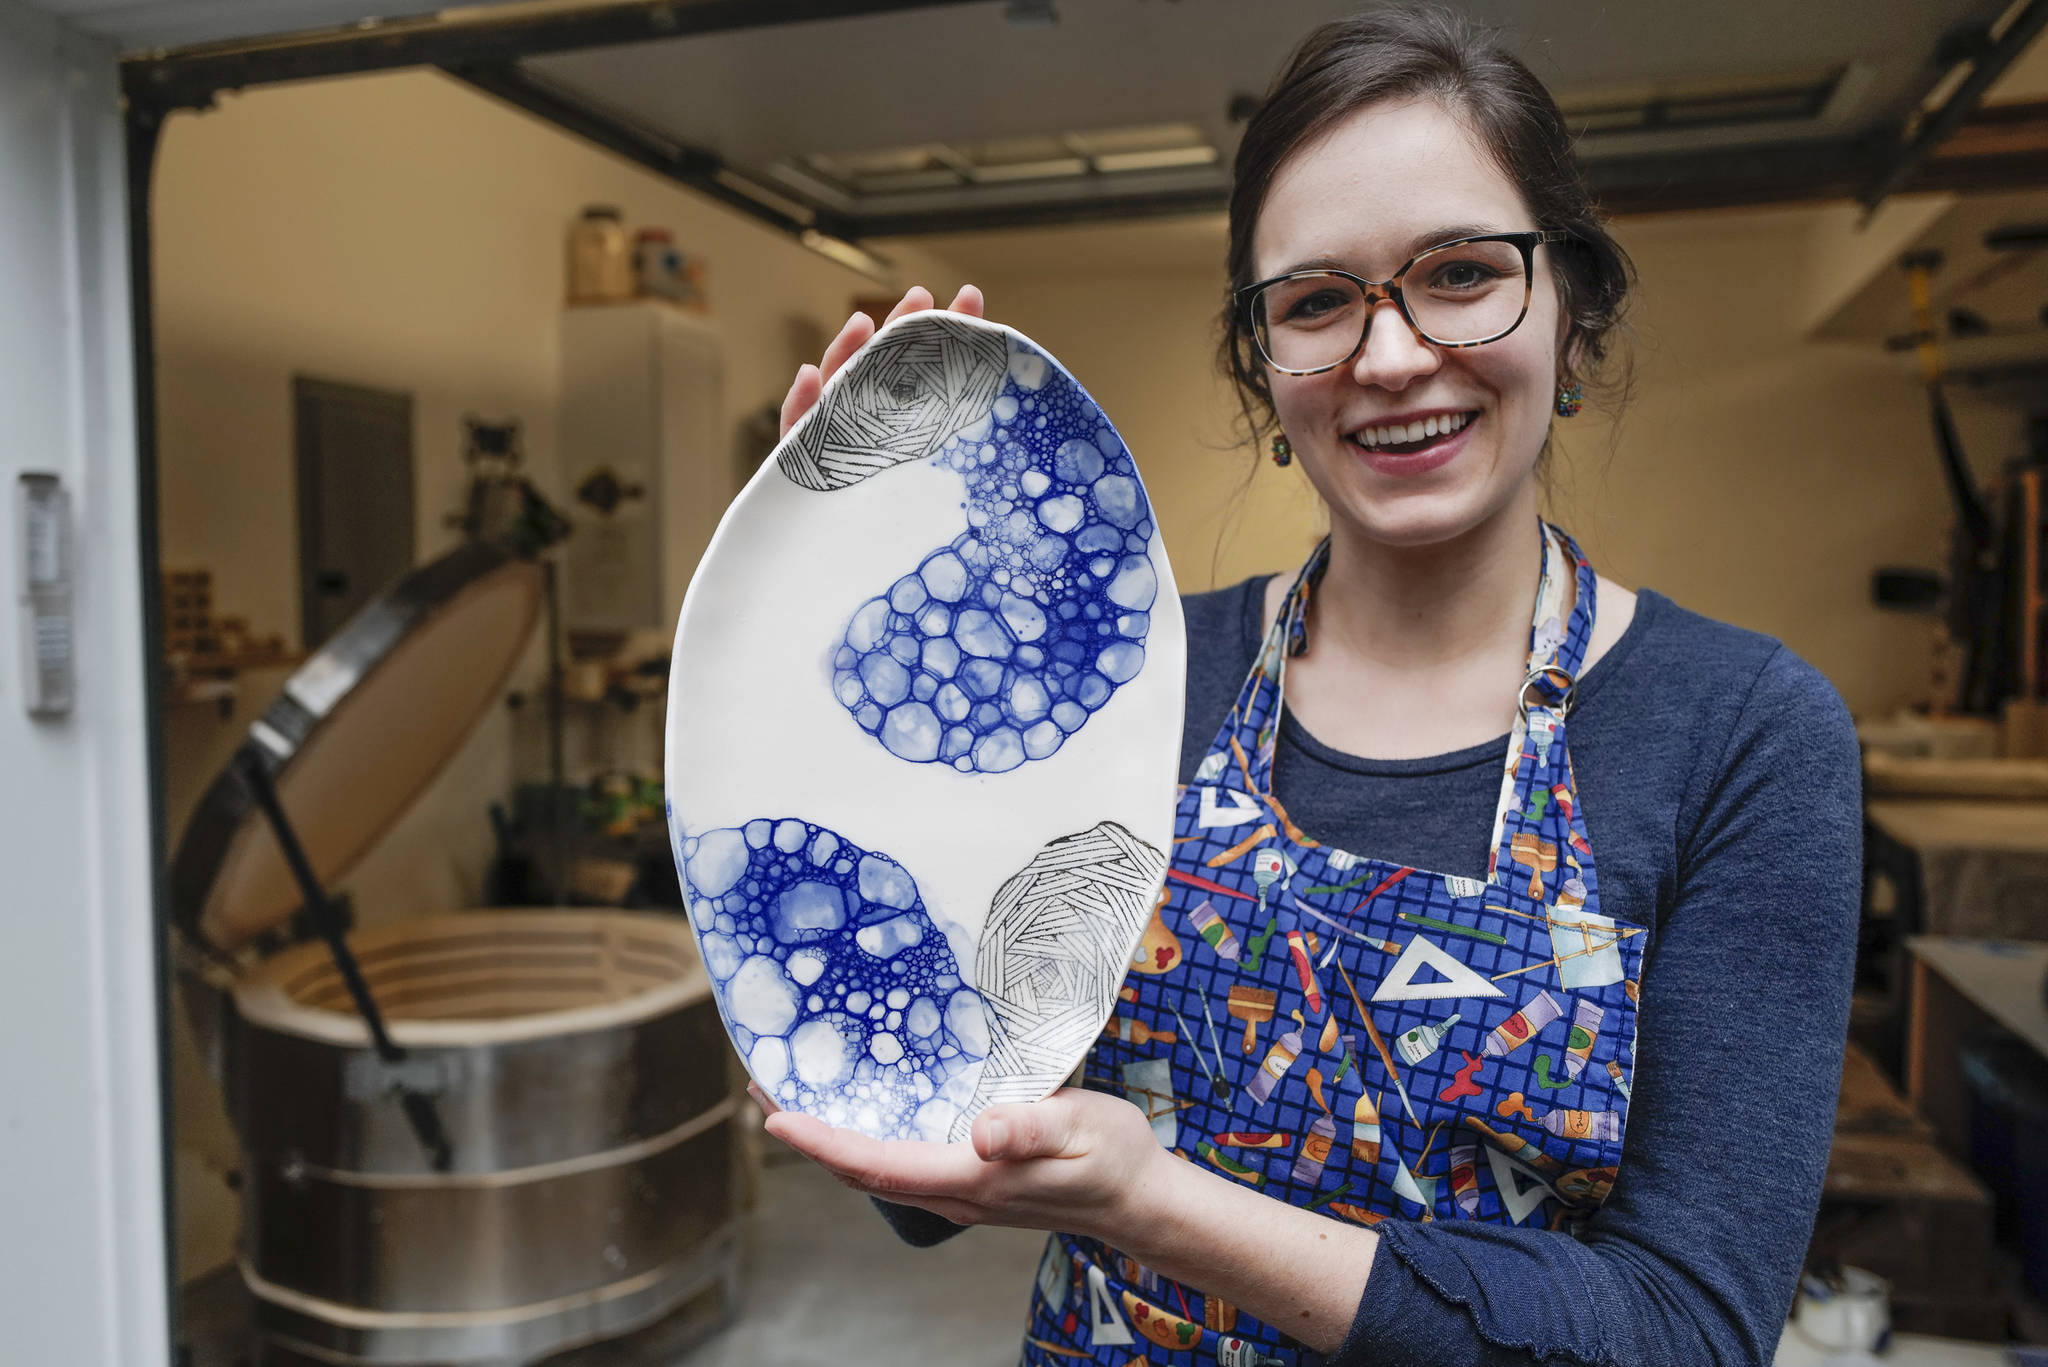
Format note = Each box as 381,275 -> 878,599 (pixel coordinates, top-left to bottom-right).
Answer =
294,376 -> 415,649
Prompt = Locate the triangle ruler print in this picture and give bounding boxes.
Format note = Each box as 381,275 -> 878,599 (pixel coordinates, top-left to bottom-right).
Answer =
1483,1144 -> 1559,1225
1372,935 -> 1506,1003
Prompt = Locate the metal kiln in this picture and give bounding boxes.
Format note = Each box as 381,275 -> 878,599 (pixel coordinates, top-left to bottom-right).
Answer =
171,542 -> 738,1365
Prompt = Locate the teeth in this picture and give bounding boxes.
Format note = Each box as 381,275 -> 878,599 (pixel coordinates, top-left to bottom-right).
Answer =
1351,412 -> 1474,449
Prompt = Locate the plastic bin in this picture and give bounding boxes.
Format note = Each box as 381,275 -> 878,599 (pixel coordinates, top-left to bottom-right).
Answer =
1958,1031 -> 2048,1299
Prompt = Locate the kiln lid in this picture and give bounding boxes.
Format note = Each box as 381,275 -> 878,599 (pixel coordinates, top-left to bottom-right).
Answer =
171,541 -> 547,955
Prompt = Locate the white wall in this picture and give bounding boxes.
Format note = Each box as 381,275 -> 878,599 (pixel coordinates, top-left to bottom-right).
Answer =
0,2 -> 169,1363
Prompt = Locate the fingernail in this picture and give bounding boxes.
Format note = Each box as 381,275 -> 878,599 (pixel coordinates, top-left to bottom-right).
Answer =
985,1119 -> 1008,1154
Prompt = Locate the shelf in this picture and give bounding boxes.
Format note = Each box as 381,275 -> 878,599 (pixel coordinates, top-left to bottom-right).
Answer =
164,651 -> 304,717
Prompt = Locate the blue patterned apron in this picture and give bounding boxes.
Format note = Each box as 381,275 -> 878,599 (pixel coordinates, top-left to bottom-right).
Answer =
1017,522 -> 1644,1367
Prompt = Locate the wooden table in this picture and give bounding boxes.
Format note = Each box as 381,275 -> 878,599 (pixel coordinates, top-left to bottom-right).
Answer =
1868,799 -> 2048,858
1772,1329 -> 2014,1366
1905,936 -> 2048,1155
1866,801 -> 2048,943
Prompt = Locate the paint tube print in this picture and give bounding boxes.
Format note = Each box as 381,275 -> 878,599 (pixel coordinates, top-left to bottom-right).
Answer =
1540,1107 -> 1623,1142
1185,897 -> 1241,962
1292,1112 -> 1337,1185
1395,1012 -> 1461,1066
1246,1025 -> 1303,1105
1565,998 -> 1604,1079
1252,847 -> 1286,917
1450,1138 -> 1481,1217
1218,1338 -> 1287,1367
1483,989 -> 1565,1058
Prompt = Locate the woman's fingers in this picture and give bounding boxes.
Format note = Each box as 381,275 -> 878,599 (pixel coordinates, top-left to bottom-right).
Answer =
881,285 -> 936,326
818,309 -> 877,387
745,1082 -> 784,1117
778,363 -> 822,439
762,1110 -> 987,1198
947,283 -> 985,318
973,1103 -> 1045,1162
972,1096 -> 1081,1163
776,283 -> 983,440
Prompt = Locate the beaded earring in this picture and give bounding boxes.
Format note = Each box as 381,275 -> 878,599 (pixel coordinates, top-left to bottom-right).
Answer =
1555,381 -> 1584,418
1270,433 -> 1293,467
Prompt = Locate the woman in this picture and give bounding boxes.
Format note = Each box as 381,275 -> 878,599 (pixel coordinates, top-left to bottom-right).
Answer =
758,8 -> 1860,1365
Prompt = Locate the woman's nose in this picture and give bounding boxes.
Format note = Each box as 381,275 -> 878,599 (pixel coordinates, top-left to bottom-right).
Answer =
1350,298 -> 1441,392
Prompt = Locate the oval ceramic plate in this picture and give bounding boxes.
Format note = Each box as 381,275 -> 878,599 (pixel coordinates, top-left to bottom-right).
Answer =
666,311 -> 1184,1142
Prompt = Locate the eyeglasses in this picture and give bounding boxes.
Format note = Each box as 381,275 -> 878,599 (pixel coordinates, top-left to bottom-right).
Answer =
1239,230 -> 1569,376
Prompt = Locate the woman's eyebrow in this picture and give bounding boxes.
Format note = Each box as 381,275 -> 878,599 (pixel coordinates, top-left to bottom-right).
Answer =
1268,225 -> 1516,278
1406,223 -> 1509,254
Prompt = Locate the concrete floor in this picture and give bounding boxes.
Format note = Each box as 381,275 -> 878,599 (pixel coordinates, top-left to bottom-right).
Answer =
677,1156 -> 1046,1367
183,1149 -> 2030,1366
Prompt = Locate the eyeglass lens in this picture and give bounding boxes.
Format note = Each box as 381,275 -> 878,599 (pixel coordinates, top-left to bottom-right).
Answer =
1251,238 -> 1534,371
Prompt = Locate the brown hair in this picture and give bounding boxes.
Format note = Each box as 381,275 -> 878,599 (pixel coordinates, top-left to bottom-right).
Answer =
1221,4 -> 1634,440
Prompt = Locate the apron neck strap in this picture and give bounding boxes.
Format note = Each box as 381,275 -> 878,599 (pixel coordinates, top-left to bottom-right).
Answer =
1235,520 -> 1596,795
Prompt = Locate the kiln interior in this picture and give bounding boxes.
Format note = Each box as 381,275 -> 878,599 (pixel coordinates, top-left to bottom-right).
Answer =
269,913 -> 699,1023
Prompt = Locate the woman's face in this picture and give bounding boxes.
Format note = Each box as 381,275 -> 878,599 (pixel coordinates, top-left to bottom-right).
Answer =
1250,98 -> 1564,550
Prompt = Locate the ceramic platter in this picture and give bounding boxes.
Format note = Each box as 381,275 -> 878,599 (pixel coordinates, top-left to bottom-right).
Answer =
666,311 -> 1185,1143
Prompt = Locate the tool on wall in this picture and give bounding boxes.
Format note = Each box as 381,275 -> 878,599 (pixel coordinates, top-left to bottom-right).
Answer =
1901,252 -> 1993,543
1890,250 -> 2008,715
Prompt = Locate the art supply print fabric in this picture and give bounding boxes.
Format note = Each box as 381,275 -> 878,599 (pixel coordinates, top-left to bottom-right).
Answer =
1019,525 -> 1645,1367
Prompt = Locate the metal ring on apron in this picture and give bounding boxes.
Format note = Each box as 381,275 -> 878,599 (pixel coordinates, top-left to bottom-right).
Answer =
1517,665 -> 1577,722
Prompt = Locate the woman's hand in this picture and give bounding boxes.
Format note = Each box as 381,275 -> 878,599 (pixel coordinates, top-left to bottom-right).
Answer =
748,1079 -> 1379,1353
778,284 -> 985,439
748,1081 -> 1171,1242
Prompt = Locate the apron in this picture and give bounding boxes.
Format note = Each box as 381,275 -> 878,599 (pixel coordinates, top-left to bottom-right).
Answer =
1016,522 -> 1645,1367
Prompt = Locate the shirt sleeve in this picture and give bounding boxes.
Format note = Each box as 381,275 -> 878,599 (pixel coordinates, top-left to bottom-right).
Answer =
869,1195 -> 970,1248
1323,646 -> 1862,1367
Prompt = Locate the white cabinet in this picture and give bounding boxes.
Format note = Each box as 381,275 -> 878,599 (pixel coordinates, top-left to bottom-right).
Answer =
558,302 -> 727,630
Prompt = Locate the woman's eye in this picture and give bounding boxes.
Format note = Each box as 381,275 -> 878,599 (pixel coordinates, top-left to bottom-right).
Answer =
1430,261 -> 1500,291
1283,289 -> 1348,321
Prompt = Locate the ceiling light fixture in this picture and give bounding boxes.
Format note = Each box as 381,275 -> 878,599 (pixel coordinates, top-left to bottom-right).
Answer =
800,229 -> 894,284
1005,0 -> 1059,28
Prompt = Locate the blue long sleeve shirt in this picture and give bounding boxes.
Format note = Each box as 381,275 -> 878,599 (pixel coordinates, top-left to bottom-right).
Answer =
879,578 -> 1862,1367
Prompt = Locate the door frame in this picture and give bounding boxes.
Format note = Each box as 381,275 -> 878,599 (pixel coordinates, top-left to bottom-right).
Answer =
0,4 -> 170,1364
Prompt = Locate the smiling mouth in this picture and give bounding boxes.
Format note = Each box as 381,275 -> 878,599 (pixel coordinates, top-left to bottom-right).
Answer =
1345,410 -> 1478,457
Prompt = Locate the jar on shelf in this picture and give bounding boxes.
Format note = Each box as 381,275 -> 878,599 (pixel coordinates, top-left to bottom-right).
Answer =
633,227 -> 707,309
567,205 -> 632,305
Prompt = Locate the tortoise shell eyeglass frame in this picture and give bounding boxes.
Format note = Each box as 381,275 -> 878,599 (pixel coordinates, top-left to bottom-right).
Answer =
1237,230 -> 1572,376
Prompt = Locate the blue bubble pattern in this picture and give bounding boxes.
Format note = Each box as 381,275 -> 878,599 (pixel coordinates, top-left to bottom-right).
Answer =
830,355 -> 1159,774
677,816 -> 990,1141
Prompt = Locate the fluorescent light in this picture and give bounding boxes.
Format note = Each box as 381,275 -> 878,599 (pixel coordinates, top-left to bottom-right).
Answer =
1095,146 -> 1219,173
800,230 -> 894,283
